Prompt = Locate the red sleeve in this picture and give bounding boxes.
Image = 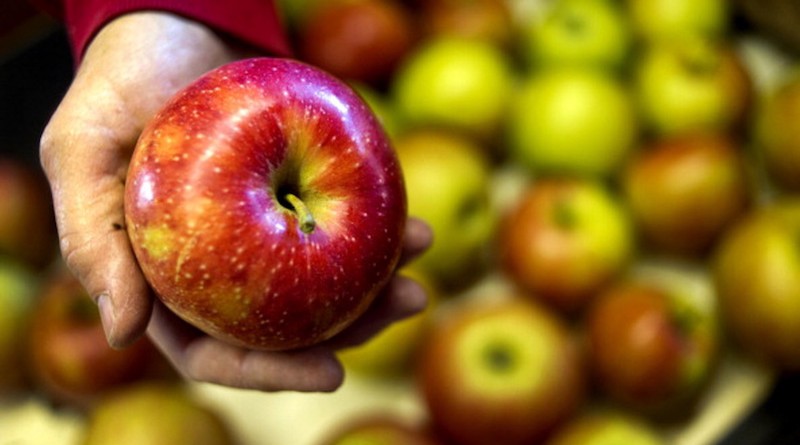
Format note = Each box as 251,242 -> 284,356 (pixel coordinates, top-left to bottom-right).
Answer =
32,0 -> 292,62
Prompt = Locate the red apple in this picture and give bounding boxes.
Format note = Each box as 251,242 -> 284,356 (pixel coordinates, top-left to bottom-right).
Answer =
124,58 -> 407,351
298,0 -> 417,86
418,296 -> 585,445
754,72 -> 800,191
416,0 -> 515,49
712,199 -> 800,370
27,266 -> 167,407
585,276 -> 719,413
0,157 -> 57,268
82,382 -> 236,445
500,177 -> 635,314
622,133 -> 752,257
319,414 -> 442,445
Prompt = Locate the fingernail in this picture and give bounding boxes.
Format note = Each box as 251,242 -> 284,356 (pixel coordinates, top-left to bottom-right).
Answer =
95,293 -> 119,347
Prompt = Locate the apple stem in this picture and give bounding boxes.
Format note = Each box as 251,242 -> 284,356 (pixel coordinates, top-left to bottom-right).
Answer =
284,193 -> 316,234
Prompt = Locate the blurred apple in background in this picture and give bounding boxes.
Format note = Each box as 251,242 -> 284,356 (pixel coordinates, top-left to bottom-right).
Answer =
501,177 -> 635,314
633,38 -> 752,137
391,36 -> 514,141
0,157 -> 57,269
545,410 -> 665,445
81,383 -> 236,445
585,276 -> 719,415
415,0 -> 515,49
622,133 -> 752,257
520,0 -> 632,71
338,267 -> 439,378
713,200 -> 800,370
626,0 -> 730,42
319,414 -> 442,445
753,72 -> 800,191
395,130 -> 497,291
0,259 -> 39,392
298,0 -> 418,87
507,68 -> 639,177
418,296 -> 585,445
27,266 -> 169,407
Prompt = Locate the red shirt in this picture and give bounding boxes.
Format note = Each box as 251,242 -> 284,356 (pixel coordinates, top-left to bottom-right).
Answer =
31,0 -> 292,62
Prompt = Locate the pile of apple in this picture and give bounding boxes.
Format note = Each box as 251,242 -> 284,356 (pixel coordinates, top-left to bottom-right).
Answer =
281,0 -> 800,443
0,159 -> 237,442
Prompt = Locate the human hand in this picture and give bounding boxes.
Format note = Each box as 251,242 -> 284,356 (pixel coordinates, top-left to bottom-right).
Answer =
39,11 -> 432,392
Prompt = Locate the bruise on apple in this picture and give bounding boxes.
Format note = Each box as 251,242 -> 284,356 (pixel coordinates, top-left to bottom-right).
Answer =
124,58 -> 407,351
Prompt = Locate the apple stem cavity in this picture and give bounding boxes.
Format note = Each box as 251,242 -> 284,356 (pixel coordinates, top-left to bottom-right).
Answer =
284,193 -> 316,234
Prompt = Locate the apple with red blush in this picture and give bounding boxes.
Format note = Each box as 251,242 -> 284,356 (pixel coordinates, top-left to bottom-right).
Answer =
417,295 -> 586,445
0,157 -> 57,269
415,0 -> 515,49
27,266 -> 167,407
319,414 -> 443,445
584,271 -> 719,415
298,0 -> 417,86
124,58 -> 407,351
622,133 -> 752,257
754,72 -> 800,192
500,177 -> 635,314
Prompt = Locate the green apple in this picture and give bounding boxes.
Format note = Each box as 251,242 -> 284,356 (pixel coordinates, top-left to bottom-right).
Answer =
391,36 -> 514,141
754,72 -> 800,191
713,200 -> 800,370
545,411 -> 664,445
507,67 -> 639,177
395,130 -> 497,290
633,38 -> 752,137
521,0 -> 632,71
0,258 -> 38,392
81,383 -> 236,445
500,177 -> 635,313
337,267 -> 439,378
626,0 -> 730,42
418,296 -> 586,445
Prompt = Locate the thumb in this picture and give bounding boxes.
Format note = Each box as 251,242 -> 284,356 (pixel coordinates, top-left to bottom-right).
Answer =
40,122 -> 152,350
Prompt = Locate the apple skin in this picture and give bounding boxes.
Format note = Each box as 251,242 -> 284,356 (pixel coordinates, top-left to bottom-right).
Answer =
712,200 -> 800,370
0,157 -> 57,269
626,0 -> 729,42
27,266 -> 166,407
633,38 -> 752,137
391,36 -> 514,141
622,133 -> 752,257
417,296 -> 585,445
298,0 -> 417,86
585,279 -> 718,413
124,58 -> 407,351
0,259 -> 39,392
754,73 -> 800,191
507,68 -> 639,178
416,0 -> 515,49
81,382 -> 236,445
500,178 -> 635,314
394,130 -> 496,291
545,411 -> 664,445
320,414 -> 443,445
521,0 -> 632,71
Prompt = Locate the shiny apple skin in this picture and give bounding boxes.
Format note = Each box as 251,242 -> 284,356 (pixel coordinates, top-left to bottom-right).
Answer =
124,58 -> 407,351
